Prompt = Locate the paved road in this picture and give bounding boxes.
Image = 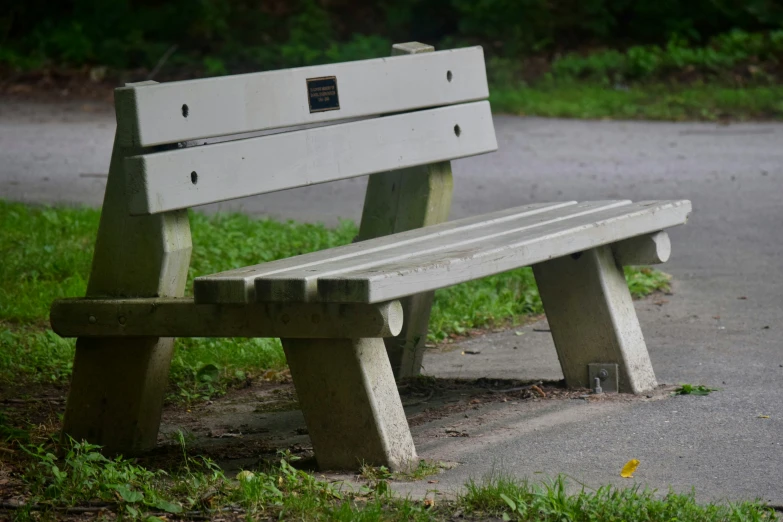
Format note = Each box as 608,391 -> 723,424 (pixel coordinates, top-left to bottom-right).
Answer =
2,101 -> 781,504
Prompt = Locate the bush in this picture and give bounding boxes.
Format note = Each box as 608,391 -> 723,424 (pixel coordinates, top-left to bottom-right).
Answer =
1,0 -> 782,73
547,30 -> 783,83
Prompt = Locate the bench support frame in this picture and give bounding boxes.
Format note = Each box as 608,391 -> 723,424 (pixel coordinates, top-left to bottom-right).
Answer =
533,245 -> 658,394
282,338 -> 418,471
357,43 -> 453,379
63,88 -> 194,454
51,298 -> 403,339
62,84 -> 420,467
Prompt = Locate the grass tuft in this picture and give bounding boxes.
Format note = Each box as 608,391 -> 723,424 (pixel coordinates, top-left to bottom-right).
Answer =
359,460 -> 444,483
673,384 -> 719,396
429,268 -> 542,342
12,440 -> 777,521
460,473 -> 777,522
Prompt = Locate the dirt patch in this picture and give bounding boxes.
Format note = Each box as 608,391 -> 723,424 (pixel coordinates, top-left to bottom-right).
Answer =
0,66 -> 199,104
150,375 -> 674,476
397,377 -> 672,428
1,383 -> 68,440
0,370 -> 675,519
0,375 -> 671,465
1,67 -> 116,104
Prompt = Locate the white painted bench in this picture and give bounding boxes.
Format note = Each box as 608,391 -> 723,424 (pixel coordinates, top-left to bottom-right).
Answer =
51,42 -> 691,472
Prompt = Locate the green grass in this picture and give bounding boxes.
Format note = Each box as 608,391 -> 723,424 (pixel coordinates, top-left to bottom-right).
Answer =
14,438 -> 433,521
9,438 -> 777,521
460,474 -> 777,522
359,460 -> 444,483
485,30 -> 783,121
490,84 -> 783,121
0,200 -> 671,399
673,384 -> 719,396
5,26 -> 783,123
546,30 -> 783,84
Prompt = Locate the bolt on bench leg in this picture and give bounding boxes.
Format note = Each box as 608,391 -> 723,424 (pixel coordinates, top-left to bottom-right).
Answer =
532,245 -> 658,394
282,337 -> 418,472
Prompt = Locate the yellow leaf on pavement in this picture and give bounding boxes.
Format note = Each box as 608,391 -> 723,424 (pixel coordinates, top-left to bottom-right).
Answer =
620,459 -> 640,478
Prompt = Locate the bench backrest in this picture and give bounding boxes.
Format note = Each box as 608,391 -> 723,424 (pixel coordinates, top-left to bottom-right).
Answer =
117,45 -> 497,215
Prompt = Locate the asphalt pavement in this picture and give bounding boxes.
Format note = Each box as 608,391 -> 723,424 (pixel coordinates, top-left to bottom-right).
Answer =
1,100 -> 781,504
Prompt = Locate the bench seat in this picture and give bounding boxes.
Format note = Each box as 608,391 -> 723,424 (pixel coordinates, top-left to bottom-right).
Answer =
195,200 -> 690,305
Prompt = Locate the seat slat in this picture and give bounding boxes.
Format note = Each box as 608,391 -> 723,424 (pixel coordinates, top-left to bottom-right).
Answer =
126,101 -> 497,215
194,202 -> 579,304
194,200 -> 691,305
316,200 -> 692,303
256,200 -> 634,302
118,47 -> 488,147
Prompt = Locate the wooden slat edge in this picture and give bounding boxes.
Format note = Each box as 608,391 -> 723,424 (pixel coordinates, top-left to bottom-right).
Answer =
50,298 -> 403,338
318,200 -> 692,303
612,231 -> 671,265
257,200 -> 633,302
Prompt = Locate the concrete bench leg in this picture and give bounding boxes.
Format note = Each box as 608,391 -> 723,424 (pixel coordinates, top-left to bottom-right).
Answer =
282,337 -> 418,471
532,245 -> 657,394
357,42 -> 453,380
64,338 -> 176,453
62,119 -> 192,454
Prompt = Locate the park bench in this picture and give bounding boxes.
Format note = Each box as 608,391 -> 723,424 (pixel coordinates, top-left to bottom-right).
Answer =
51,42 -> 691,472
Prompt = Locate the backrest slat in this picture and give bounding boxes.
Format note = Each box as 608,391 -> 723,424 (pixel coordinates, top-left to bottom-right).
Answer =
118,47 -> 488,147
125,101 -> 497,215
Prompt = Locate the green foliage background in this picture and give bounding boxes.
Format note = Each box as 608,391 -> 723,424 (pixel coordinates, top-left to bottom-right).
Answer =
2,0 -> 782,71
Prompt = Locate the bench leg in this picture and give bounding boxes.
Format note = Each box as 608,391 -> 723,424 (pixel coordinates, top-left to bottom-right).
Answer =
281,337 -> 418,471
62,120 -> 192,454
358,164 -> 452,379
63,338 -> 175,453
532,245 -> 657,394
356,42 -> 453,379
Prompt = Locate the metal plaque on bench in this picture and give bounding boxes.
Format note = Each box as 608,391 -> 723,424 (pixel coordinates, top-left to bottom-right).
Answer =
307,76 -> 340,113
